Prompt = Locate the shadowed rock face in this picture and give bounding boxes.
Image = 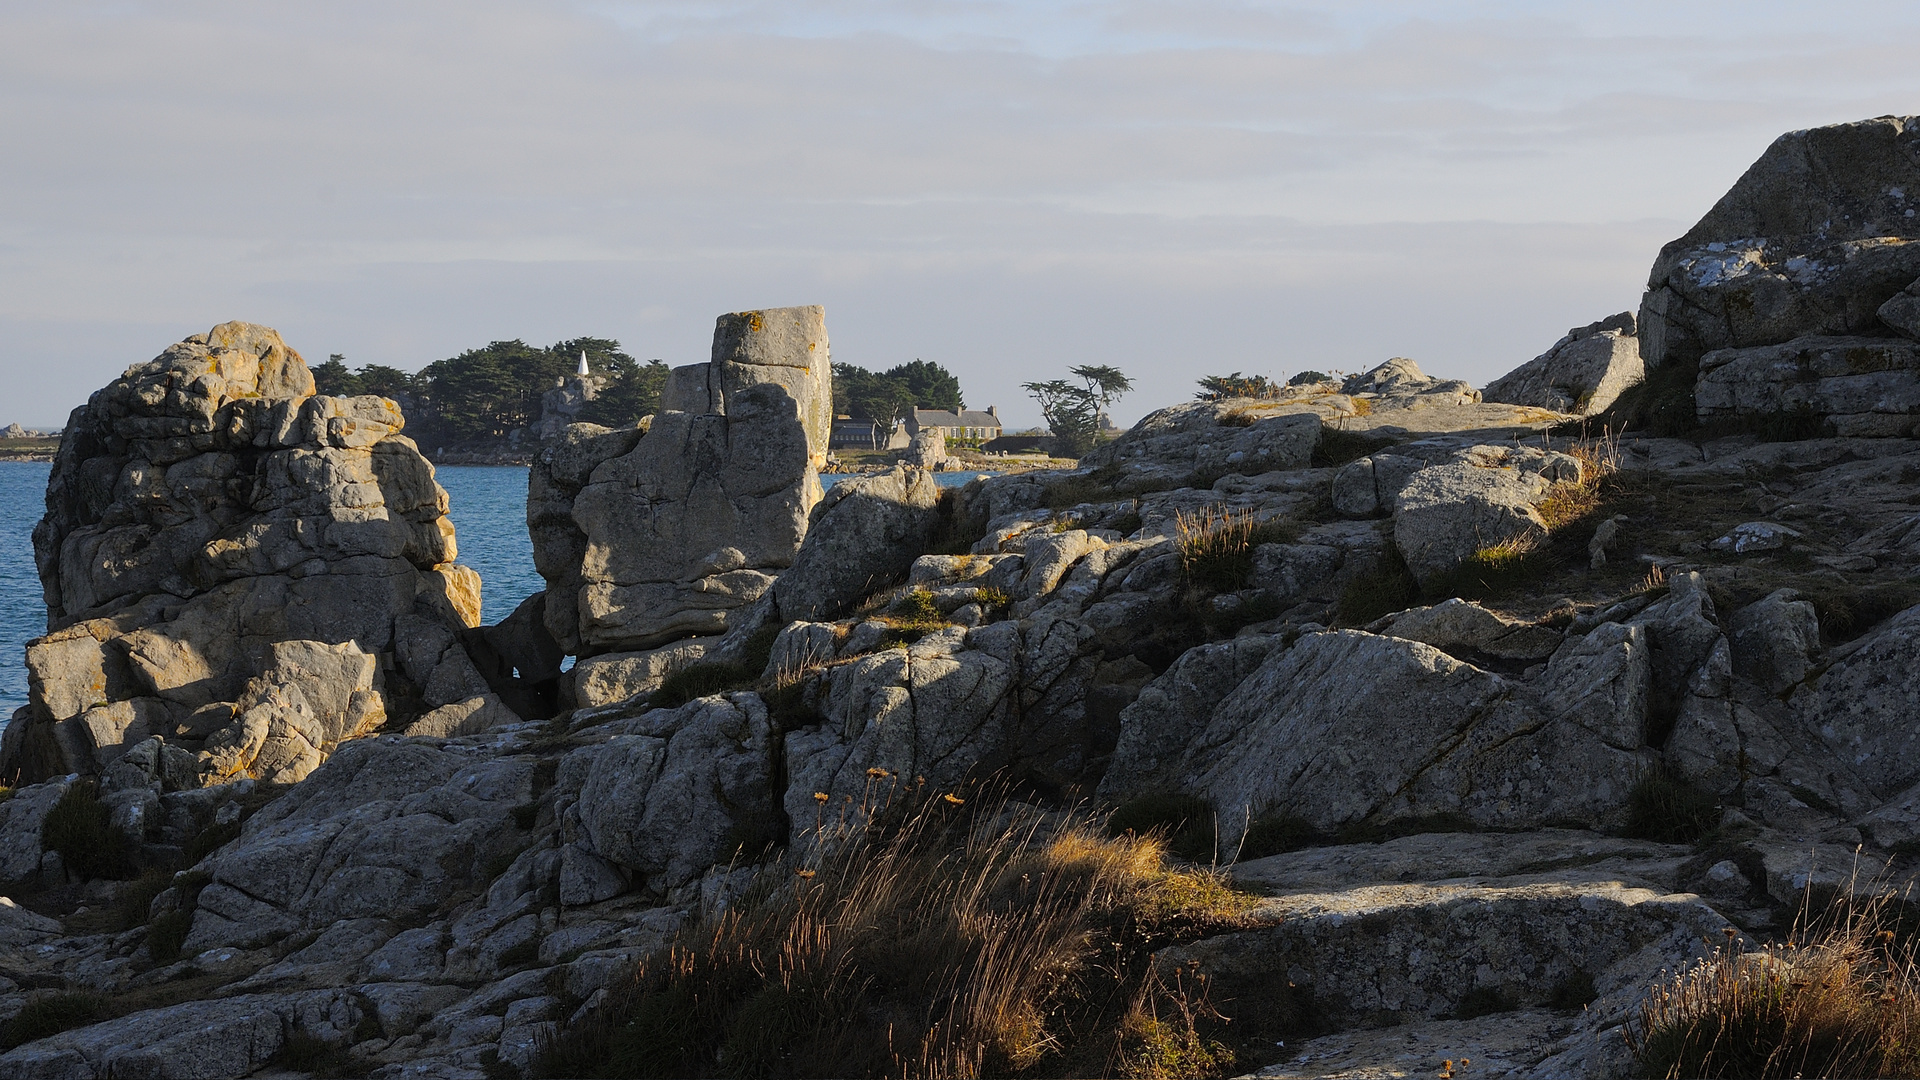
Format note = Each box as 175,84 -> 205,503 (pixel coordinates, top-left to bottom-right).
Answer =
1640,115 -> 1920,370
1,322 -> 495,785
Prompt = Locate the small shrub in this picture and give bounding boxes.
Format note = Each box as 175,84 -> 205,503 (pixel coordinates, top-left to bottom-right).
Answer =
972,586 -> 1012,609
274,1029 -> 362,1077
1629,895 -> 1920,1078
1310,427 -> 1394,469
1334,546 -> 1420,626
1174,507 -> 1298,593
1623,768 -> 1721,844
183,819 -> 242,866
41,781 -> 132,880
1288,370 -> 1330,386
1549,970 -> 1598,1011
1109,794 -> 1218,864
116,867 -> 176,931
496,938 -> 542,971
652,661 -> 757,708
1112,972 -> 1235,1079
1,993 -> 113,1050
1421,531 -> 1548,603
1534,434 -> 1619,530
875,588 -> 953,647
147,909 -> 194,964
1807,582 -> 1920,644
1453,985 -> 1519,1020
738,624 -> 782,678
760,675 -> 822,730
1237,814 -> 1322,861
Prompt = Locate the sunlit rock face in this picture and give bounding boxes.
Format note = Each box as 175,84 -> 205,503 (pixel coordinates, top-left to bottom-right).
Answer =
1639,115 -> 1920,371
2,321 -> 486,785
529,307 -> 827,660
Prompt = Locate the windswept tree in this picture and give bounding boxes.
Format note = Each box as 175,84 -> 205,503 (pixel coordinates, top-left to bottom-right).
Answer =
1070,364 -> 1133,429
1023,365 -> 1132,457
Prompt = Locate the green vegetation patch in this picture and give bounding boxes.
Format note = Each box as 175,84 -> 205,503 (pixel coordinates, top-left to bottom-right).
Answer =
1,993 -> 113,1050
1622,767 -> 1721,844
41,781 -> 133,881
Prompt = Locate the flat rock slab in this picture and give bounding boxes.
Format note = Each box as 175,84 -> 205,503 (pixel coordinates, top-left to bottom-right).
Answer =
1162,879 -> 1728,1029
1231,830 -> 1694,897
1239,1009 -> 1580,1079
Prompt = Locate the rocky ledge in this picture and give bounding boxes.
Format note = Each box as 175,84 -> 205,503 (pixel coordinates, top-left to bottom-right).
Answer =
4,118 -> 1920,1079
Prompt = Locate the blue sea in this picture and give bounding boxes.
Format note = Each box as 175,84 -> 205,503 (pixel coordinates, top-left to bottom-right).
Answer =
0,463 -> 49,718
0,463 -> 998,718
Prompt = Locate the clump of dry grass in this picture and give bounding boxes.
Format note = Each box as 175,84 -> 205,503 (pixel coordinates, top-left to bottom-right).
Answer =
1174,507 -> 1298,592
1535,431 -> 1621,531
537,788 -> 1260,1079
1629,891 -> 1920,1078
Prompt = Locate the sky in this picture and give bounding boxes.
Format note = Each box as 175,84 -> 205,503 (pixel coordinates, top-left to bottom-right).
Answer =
3,2 -> 1918,430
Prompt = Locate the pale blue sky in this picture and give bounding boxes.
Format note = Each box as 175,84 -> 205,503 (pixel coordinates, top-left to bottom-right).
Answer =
2,1 -> 1916,427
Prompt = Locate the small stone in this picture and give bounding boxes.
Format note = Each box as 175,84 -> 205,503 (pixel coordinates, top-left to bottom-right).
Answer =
1701,860 -> 1752,898
1710,521 -> 1801,554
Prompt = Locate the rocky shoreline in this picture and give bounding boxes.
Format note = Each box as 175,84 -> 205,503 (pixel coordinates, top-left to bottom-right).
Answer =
2,115 -> 1920,1079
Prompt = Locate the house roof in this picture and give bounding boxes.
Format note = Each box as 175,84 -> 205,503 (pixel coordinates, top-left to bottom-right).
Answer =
912,408 -> 1002,429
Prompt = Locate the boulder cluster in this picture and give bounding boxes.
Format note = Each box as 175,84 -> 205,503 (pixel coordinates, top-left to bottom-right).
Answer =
5,118 -> 1920,1079
0,323 -> 499,796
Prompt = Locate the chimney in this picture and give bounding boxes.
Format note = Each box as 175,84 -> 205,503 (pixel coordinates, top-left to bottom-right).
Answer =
987,405 -> 997,418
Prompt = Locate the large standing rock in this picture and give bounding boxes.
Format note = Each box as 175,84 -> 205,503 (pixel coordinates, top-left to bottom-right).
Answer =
571,382 -> 818,651
2,322 -> 484,786
527,423 -> 646,653
772,466 -> 941,623
1485,313 -> 1644,415
655,306 -> 833,468
529,309 -> 829,657
1639,115 -> 1920,370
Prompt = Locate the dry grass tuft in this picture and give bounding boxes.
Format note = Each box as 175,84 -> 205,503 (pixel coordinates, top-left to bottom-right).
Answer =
1630,890 -> 1920,1078
1174,507 -> 1298,593
537,789 -> 1260,1079
1534,431 -> 1620,531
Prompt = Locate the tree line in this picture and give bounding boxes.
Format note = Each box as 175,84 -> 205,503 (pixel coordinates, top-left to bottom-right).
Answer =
313,339 -> 967,449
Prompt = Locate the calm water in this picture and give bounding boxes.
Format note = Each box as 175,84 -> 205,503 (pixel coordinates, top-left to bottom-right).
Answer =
434,466 -> 544,625
0,463 -> 49,717
0,462 -> 1000,718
